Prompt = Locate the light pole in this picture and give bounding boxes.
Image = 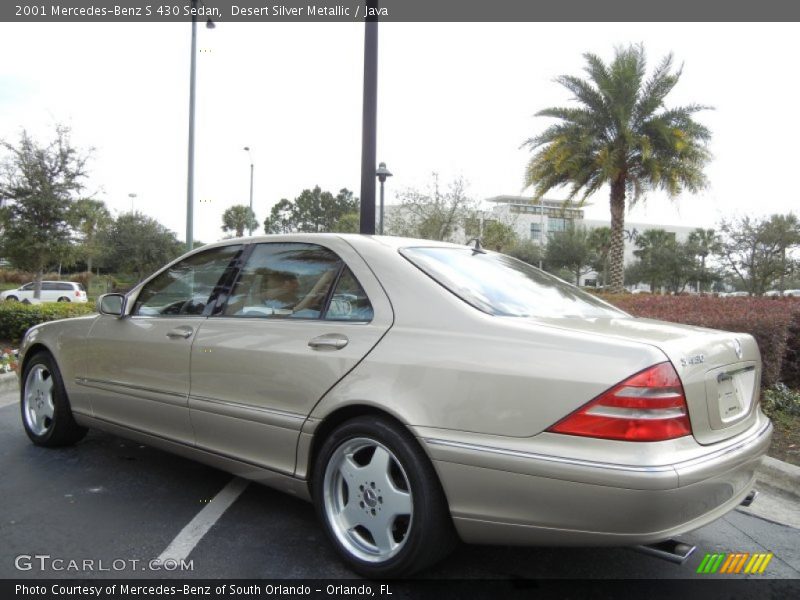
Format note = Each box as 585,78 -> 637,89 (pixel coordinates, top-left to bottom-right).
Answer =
186,0 -> 215,251
128,193 -> 137,212
359,1 -> 379,234
376,162 -> 392,235
244,146 -> 254,235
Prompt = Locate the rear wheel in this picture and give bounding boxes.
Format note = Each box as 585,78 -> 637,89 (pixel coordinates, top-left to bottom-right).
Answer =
21,352 -> 87,447
312,415 -> 456,578
57,296 -> 70,302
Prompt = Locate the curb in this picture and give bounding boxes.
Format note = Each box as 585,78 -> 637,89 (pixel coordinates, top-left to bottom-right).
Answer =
756,456 -> 800,500
0,372 -> 18,394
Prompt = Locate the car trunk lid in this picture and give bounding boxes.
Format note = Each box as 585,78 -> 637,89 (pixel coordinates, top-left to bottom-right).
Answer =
526,315 -> 762,445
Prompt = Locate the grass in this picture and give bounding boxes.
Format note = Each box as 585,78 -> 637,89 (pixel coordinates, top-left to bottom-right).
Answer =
766,411 -> 800,466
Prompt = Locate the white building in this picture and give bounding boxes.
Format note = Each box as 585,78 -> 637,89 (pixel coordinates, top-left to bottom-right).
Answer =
487,195 -> 702,287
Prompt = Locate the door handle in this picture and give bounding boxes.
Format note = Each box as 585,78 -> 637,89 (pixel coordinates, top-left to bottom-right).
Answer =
308,334 -> 349,350
166,326 -> 194,339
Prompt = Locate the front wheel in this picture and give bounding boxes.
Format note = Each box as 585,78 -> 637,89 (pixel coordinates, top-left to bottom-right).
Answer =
5,296 -> 18,302
312,416 -> 456,578
21,352 -> 87,446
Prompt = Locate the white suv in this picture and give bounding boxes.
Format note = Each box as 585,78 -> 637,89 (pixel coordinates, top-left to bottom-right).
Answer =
1,281 -> 88,303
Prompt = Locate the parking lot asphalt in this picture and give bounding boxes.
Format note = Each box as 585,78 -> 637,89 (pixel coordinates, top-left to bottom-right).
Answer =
1,390 -> 798,582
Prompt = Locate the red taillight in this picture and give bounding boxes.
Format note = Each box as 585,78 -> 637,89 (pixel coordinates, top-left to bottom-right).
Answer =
75,291 -> 80,297
547,362 -> 692,442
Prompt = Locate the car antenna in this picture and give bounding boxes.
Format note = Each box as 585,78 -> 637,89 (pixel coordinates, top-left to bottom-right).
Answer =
466,238 -> 486,254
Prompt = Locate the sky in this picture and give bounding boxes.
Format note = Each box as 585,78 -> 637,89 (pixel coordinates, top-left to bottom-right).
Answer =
1,21 -> 798,243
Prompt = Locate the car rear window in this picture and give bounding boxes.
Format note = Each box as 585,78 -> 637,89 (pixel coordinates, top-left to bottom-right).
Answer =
400,247 -> 624,318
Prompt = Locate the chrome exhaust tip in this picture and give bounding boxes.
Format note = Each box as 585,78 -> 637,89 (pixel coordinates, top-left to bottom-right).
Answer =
633,539 -> 697,565
740,489 -> 758,507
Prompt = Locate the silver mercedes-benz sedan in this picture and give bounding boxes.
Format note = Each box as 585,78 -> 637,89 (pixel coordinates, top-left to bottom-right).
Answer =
18,234 -> 771,577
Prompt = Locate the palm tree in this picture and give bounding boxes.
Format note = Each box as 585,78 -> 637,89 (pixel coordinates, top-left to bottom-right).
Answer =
687,228 -> 719,293
588,226 -> 612,286
523,44 -> 712,293
68,198 -> 112,276
222,205 -> 259,237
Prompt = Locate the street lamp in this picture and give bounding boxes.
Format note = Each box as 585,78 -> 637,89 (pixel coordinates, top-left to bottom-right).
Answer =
128,193 -> 137,212
243,146 -> 254,236
185,0 -> 215,252
375,162 -> 392,235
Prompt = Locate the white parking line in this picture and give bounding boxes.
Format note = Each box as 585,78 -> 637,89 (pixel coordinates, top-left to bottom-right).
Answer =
157,477 -> 250,563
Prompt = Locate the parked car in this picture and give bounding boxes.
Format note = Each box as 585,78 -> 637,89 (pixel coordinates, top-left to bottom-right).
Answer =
1,281 -> 87,303
722,291 -> 750,298
17,235 -> 771,577
784,289 -> 800,297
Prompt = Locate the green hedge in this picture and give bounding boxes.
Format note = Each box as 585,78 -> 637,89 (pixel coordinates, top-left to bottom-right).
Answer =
0,302 -> 96,343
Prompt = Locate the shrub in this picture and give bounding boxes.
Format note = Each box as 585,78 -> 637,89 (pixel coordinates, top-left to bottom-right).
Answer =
0,269 -> 31,285
601,295 -> 800,388
762,383 -> 800,417
0,302 -> 96,343
780,310 -> 800,389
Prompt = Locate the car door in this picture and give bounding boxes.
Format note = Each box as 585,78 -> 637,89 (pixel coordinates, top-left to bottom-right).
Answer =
41,282 -> 57,301
81,244 -> 243,443
189,239 -> 392,475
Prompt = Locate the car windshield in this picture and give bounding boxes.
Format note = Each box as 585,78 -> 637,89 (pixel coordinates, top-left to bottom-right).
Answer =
401,247 -> 625,318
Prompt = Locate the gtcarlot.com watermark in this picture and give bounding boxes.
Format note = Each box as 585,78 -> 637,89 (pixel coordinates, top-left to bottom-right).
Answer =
14,554 -> 194,573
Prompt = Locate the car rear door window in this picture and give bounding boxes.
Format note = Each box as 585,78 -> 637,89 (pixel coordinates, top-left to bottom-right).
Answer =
132,245 -> 243,317
223,243 -> 342,319
324,267 -> 374,322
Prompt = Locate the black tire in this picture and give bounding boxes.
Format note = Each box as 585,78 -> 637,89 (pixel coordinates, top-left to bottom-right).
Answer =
312,415 -> 456,578
57,297 -> 70,302
6,296 -> 18,302
20,352 -> 87,447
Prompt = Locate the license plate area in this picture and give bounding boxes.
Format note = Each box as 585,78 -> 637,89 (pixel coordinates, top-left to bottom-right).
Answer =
704,362 -> 757,430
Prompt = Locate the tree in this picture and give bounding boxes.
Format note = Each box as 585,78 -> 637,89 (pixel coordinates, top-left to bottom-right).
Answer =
221,205 -> 259,237
631,229 -> 696,293
763,214 -> 800,293
587,226 -> 612,286
100,212 -> 183,281
331,212 -> 360,233
68,198 -> 112,275
464,215 -> 518,252
388,174 -> 477,241
264,199 -> 294,234
716,216 -> 793,295
263,187 -> 358,233
0,126 -> 89,297
506,240 -> 543,268
523,44 -> 712,293
686,228 -> 720,293
544,223 -> 596,285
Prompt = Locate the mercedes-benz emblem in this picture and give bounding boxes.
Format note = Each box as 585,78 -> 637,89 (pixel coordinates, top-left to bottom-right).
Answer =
733,338 -> 743,360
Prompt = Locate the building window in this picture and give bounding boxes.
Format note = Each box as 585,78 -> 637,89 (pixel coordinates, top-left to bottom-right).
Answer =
548,218 -> 567,234
530,222 -> 543,241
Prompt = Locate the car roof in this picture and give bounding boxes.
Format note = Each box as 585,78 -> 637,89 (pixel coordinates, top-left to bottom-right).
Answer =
183,233 -> 468,255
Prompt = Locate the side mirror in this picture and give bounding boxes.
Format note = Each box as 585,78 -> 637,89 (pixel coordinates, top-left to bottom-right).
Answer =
98,293 -> 126,316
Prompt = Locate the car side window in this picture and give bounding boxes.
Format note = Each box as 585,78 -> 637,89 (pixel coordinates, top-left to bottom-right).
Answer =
57,283 -> 73,291
21,283 -> 33,291
132,245 -> 243,317
223,243 -> 342,319
324,267 -> 374,322
41,282 -> 56,291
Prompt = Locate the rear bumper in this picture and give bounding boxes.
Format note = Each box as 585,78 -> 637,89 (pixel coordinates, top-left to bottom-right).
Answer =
421,417 -> 772,546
